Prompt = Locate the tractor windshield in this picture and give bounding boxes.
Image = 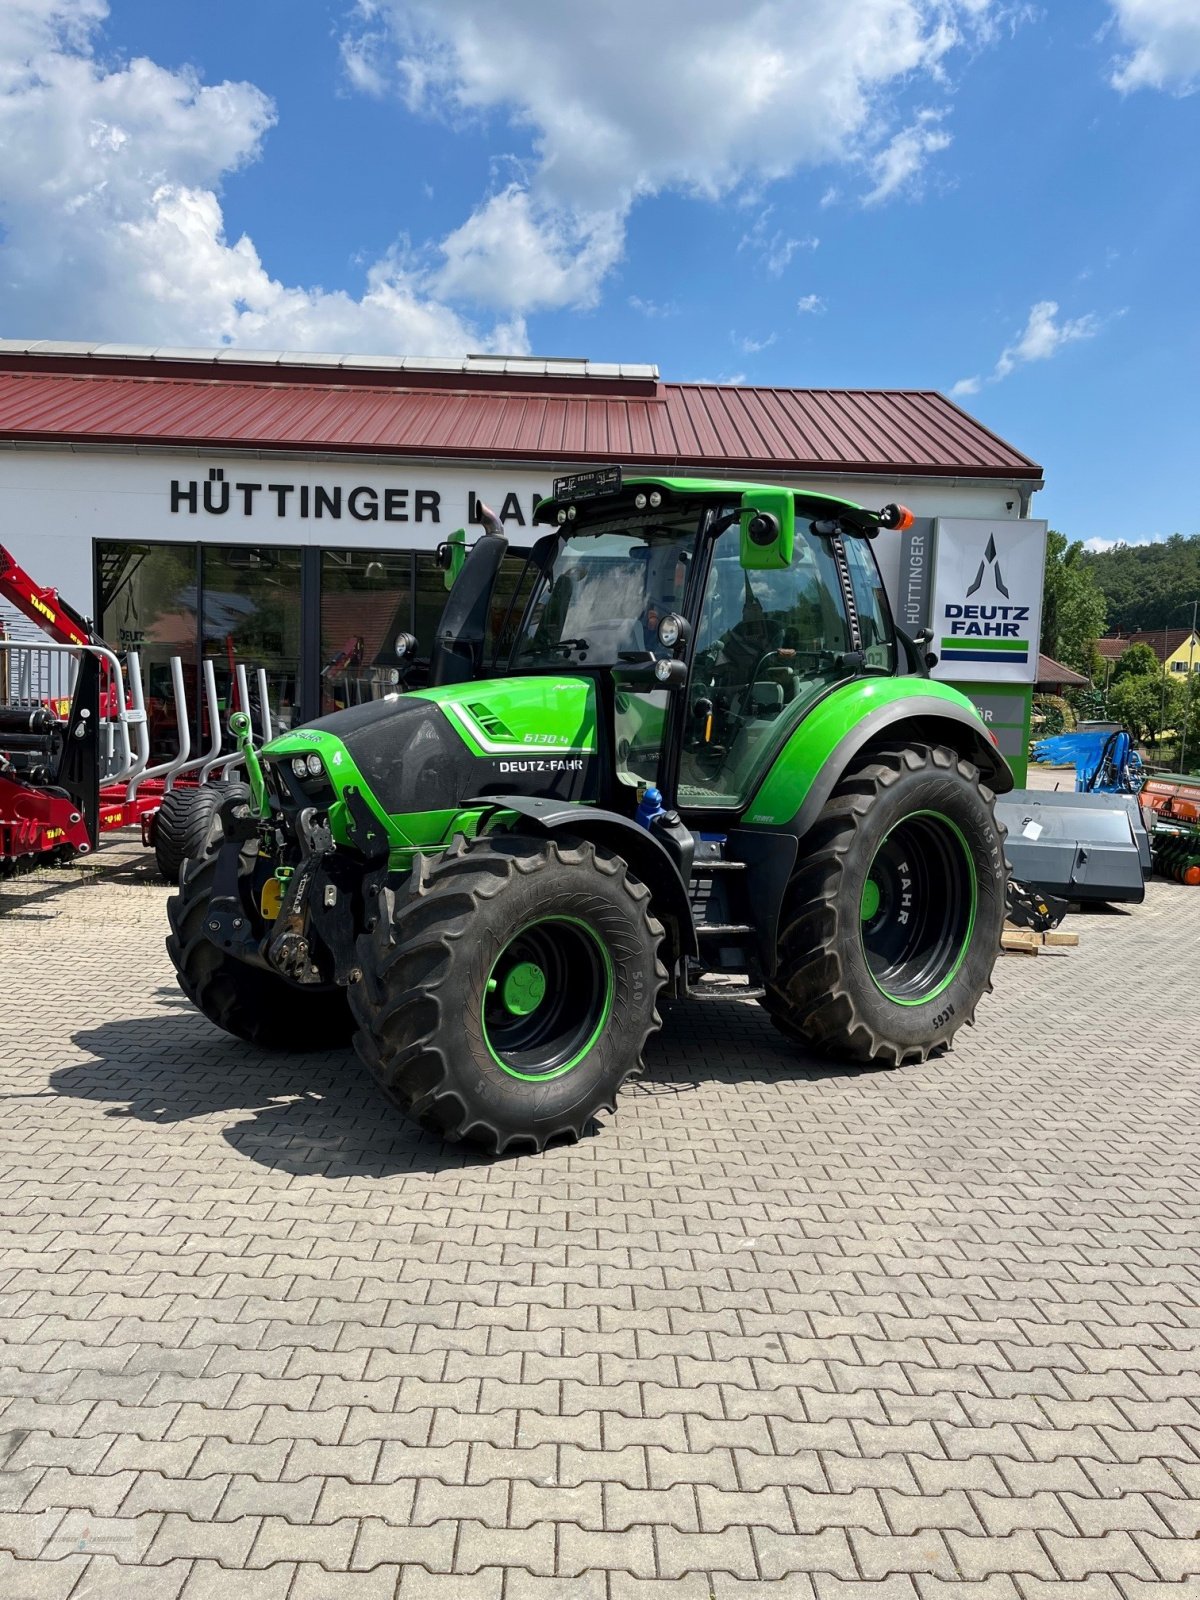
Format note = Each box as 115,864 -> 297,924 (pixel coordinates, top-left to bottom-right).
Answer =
514,522 -> 697,667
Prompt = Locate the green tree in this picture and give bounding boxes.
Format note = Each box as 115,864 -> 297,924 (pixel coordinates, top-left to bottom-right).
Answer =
1109,672 -> 1184,745
1111,641 -> 1160,682
1041,531 -> 1107,672
1082,532 -> 1200,632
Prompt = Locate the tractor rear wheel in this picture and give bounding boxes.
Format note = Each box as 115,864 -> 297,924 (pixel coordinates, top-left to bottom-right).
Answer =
350,834 -> 666,1154
154,783 -> 228,884
763,743 -> 1005,1066
166,809 -> 354,1052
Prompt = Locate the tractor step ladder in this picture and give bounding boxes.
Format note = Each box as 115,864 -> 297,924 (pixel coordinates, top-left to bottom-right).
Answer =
686,838 -> 763,988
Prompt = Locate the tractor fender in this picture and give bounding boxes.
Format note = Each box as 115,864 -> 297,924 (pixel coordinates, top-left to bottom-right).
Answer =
472,794 -> 698,963
788,698 -> 1012,842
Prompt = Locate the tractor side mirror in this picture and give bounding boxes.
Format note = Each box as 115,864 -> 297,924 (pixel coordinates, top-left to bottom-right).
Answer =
739,486 -> 794,570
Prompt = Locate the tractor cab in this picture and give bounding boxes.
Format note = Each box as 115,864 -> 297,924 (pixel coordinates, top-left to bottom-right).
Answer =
426,468 -> 917,827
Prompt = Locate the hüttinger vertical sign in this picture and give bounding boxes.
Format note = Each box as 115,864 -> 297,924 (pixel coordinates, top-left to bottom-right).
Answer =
929,518 -> 1047,684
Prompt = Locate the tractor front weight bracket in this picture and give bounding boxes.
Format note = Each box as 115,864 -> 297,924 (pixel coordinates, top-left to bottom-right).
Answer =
204,836 -> 265,964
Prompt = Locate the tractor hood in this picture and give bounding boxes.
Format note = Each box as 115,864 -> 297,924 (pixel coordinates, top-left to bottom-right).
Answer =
261,676 -> 600,858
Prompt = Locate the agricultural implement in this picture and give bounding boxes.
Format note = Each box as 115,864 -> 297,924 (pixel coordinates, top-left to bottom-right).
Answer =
1141,774 -> 1200,885
168,472 -> 1014,1153
0,542 -> 270,881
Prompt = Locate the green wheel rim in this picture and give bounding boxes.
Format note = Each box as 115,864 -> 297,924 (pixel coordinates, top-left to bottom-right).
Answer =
482,916 -> 614,1081
858,809 -> 978,1006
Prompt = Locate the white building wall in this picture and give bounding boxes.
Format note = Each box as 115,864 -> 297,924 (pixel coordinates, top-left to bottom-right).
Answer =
0,446 -> 1029,623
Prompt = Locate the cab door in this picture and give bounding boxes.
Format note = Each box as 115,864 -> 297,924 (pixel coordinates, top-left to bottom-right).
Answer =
678,520 -> 857,811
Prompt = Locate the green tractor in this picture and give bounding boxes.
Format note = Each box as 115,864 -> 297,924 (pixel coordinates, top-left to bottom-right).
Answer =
167,470 -> 1012,1153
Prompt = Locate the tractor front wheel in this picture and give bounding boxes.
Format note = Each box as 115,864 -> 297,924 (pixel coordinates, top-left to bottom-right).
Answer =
350,834 -> 666,1154
764,743 -> 1005,1066
166,819 -> 354,1052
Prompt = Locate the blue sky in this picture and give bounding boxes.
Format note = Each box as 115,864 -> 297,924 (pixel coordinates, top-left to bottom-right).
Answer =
2,1 -> 1198,548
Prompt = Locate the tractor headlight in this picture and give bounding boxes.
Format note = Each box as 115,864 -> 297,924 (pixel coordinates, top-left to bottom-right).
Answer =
291,757 -> 309,778
305,753 -> 323,777
648,490 -> 662,508
656,612 -> 690,651
634,491 -> 648,510
566,505 -> 577,520
557,508 -> 568,524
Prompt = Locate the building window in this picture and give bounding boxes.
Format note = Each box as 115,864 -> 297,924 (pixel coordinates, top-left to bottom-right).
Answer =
1171,661 -> 1187,673
320,549 -> 414,714
97,540 -> 199,763
202,546 -> 302,733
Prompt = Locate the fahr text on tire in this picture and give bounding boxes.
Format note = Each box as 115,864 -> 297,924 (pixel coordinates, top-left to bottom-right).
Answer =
349,834 -> 667,1156
154,783 -> 231,885
165,796 -> 354,1052
764,742 -> 1006,1067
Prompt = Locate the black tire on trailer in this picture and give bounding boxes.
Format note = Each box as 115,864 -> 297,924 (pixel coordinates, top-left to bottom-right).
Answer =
763,742 -> 1006,1067
153,783 -> 230,885
350,834 -> 667,1155
166,802 -> 354,1052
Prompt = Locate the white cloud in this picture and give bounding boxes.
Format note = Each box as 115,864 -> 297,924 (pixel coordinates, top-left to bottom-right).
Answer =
346,0 -> 991,206
0,0 -> 524,352
1083,536 -> 1123,553
862,111 -> 952,205
1108,0 -> 1200,93
952,299 -> 1104,395
628,294 -> 678,318
796,294 -> 827,315
734,331 -> 777,354
344,0 -> 1001,309
433,186 -> 623,312
738,211 -> 820,277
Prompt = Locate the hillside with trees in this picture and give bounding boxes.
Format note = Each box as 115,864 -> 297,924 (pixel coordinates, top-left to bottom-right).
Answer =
1081,533 -> 1200,633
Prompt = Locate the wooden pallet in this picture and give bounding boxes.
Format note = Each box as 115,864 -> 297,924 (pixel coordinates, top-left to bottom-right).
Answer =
1001,923 -> 1079,955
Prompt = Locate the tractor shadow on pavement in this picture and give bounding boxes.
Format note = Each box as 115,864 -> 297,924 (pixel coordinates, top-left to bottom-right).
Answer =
53,993 -> 486,1181
49,992 -> 884,1179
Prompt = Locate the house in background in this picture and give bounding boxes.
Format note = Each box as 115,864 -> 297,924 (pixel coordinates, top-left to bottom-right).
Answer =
1097,629 -> 1200,684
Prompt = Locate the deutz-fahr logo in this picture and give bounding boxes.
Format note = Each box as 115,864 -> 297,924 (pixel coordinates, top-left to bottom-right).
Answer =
941,532 -> 1030,666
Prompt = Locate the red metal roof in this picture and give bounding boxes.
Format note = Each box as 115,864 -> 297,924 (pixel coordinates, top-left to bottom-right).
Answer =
0,353 -> 1041,481
1098,630 -> 1199,664
1036,653 -> 1091,688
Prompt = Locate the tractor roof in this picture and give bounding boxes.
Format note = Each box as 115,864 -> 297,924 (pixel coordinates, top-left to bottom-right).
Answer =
533,469 -> 863,526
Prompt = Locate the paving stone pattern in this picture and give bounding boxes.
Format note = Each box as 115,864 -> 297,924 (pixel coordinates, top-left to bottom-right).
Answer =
1,839 -> 1198,1598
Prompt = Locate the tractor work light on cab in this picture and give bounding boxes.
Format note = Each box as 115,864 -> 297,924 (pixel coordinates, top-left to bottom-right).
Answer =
656,612 -> 690,651
654,657 -> 688,687
393,632 -> 416,659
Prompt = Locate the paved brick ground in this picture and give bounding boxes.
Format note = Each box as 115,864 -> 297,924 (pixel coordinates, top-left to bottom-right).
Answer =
1,838 -> 1198,1598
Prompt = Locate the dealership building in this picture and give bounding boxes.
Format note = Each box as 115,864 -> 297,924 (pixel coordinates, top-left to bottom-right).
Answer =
0,340 -> 1046,779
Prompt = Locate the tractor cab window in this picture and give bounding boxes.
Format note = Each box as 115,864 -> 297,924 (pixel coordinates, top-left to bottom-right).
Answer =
514,529 -> 692,667
679,522 -> 853,809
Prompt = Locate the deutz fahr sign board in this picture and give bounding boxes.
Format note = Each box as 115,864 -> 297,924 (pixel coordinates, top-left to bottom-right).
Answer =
929,517 -> 1047,684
